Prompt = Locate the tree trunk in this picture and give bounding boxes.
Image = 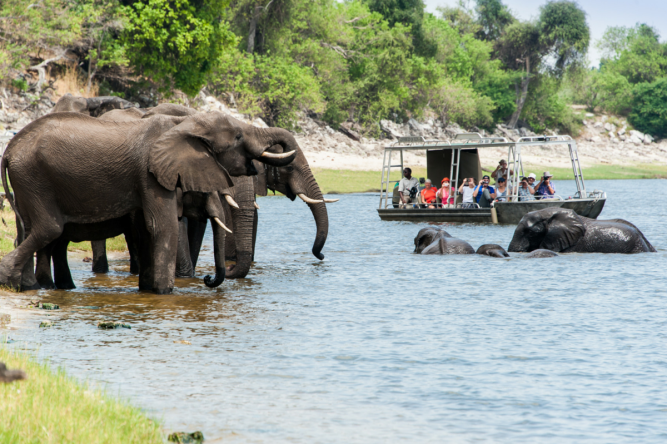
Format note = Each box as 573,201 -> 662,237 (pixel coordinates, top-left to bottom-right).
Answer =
247,5 -> 262,54
508,58 -> 530,129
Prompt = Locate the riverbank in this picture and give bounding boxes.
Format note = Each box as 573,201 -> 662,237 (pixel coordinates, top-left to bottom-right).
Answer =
312,163 -> 667,194
0,340 -> 163,443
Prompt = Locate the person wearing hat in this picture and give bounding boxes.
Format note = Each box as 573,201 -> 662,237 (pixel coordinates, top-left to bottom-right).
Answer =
492,159 -> 514,182
420,179 -> 438,209
436,177 -> 454,207
473,175 -> 496,208
495,176 -> 509,201
535,171 -> 556,199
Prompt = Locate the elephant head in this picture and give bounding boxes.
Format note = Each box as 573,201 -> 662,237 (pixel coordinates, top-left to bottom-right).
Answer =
414,227 -> 451,254
508,208 -> 585,253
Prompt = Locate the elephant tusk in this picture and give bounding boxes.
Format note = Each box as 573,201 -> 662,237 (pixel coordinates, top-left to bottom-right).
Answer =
261,150 -> 295,159
224,194 -> 239,209
254,201 -> 260,210
323,198 -> 339,203
298,193 -> 323,204
213,217 -> 232,234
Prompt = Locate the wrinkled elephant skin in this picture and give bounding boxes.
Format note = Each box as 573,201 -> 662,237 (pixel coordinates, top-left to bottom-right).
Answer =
476,244 -> 509,258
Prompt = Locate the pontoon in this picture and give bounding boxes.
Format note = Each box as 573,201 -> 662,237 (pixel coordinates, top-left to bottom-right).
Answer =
378,133 -> 606,224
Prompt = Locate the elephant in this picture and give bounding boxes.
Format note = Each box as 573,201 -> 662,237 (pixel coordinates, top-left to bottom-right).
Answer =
0,111 -> 298,293
526,249 -> 558,258
508,207 -> 656,254
52,93 -> 137,117
414,227 -> 475,255
476,244 -> 509,258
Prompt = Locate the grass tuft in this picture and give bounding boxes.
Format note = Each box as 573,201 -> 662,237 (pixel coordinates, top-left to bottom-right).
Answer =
0,343 -> 163,443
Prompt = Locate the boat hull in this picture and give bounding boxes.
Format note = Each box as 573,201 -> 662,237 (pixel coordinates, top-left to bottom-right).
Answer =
377,198 -> 605,224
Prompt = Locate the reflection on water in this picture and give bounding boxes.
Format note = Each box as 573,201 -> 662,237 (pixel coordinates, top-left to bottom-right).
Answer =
9,179 -> 667,443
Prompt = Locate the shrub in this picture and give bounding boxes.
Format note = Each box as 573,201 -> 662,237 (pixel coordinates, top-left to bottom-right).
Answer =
628,77 -> 667,138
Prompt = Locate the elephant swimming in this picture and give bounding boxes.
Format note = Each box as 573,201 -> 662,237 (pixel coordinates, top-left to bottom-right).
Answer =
476,244 -> 509,258
508,207 -> 656,254
1,111 -> 297,293
526,249 -> 558,258
414,227 -> 475,255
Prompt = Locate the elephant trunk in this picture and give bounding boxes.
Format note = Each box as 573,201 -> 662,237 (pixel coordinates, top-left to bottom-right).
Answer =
293,163 -> 328,260
204,217 -> 226,287
226,176 -> 256,279
507,230 -> 531,252
255,128 -> 298,167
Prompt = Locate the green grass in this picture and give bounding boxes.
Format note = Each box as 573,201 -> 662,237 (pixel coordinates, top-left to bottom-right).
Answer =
313,163 -> 667,194
0,343 -> 163,443
0,206 -> 127,258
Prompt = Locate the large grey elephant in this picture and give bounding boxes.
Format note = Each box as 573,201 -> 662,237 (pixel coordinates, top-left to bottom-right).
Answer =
1,111 -> 297,293
508,207 -> 656,254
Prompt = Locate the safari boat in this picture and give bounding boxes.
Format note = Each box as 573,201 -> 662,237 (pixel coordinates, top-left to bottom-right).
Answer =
377,133 -> 606,224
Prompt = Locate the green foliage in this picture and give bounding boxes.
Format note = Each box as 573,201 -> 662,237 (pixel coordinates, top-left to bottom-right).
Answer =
475,0 -> 514,41
538,0 -> 590,74
628,77 -> 667,138
11,78 -> 28,92
565,66 -> 632,114
122,0 -> 236,96
521,75 -> 580,135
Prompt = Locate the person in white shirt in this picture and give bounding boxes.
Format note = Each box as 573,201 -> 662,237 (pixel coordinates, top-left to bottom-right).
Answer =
398,168 -> 419,208
458,177 -> 476,208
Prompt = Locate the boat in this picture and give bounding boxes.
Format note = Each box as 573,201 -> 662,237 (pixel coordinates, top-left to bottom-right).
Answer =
377,133 -> 606,224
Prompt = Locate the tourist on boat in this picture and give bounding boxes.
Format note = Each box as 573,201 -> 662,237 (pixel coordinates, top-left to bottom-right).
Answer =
420,179 -> 438,209
436,177 -> 455,207
492,159 -> 514,182
495,177 -> 508,202
473,175 -> 496,208
458,177 -> 476,208
535,172 -> 556,199
398,167 -> 420,208
518,177 -> 535,201
526,173 -> 537,189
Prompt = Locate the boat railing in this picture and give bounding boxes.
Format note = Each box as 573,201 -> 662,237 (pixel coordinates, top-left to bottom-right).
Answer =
380,202 -> 482,209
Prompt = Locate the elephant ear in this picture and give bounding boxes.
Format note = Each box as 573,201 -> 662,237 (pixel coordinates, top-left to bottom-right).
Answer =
540,210 -> 585,252
149,116 -> 234,193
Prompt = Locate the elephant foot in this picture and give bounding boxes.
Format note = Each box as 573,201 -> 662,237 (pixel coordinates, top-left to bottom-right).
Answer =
153,287 -> 173,295
92,263 -> 109,273
175,269 -> 194,278
20,281 -> 42,291
0,264 -> 22,292
55,281 -> 76,290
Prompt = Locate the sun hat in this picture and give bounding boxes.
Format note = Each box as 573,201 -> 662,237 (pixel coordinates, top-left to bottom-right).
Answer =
528,173 -> 537,180
482,175 -> 490,180
441,177 -> 450,183
543,171 -> 553,178
498,177 -> 506,182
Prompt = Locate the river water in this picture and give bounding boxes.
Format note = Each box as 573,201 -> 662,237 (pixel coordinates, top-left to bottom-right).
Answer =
7,179 -> 667,443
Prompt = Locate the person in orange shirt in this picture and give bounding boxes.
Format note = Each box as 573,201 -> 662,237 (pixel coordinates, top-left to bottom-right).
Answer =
420,179 -> 438,209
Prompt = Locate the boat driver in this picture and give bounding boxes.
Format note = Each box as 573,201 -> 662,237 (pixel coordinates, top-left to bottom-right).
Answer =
473,175 -> 496,208
535,171 -> 556,199
398,167 -> 420,208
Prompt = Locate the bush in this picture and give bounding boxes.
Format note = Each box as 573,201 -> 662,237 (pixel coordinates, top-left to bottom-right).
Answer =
628,77 -> 667,138
521,75 -> 581,135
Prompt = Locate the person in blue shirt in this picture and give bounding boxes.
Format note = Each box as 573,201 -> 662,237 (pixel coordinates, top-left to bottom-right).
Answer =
535,171 -> 556,199
473,175 -> 496,208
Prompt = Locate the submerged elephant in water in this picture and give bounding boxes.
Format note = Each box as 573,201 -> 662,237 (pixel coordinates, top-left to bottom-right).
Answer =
414,227 -> 475,255
526,249 -> 558,258
508,208 -> 656,254
476,244 -> 509,258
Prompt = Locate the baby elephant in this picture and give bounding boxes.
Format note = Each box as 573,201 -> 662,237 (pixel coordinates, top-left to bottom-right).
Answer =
414,227 -> 475,255
476,244 -> 509,258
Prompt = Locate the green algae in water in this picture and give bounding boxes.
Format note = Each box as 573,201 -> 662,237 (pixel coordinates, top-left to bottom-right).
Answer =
167,431 -> 204,443
40,303 -> 59,310
39,321 -> 53,328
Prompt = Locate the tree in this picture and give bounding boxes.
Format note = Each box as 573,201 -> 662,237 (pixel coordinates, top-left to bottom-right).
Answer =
475,0 -> 514,41
122,0 -> 236,96
628,77 -> 667,138
497,0 -> 589,128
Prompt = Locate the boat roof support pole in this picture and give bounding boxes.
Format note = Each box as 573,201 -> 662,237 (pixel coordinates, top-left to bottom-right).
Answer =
568,143 -> 586,197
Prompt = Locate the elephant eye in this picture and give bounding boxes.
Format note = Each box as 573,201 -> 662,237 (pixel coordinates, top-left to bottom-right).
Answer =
286,166 -> 294,172
235,134 -> 242,141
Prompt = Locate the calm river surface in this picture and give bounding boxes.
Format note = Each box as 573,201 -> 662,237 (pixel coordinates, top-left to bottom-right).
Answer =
8,179 -> 667,443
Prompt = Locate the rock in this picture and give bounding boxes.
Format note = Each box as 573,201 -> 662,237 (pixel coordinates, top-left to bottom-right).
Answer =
601,115 -> 608,122
630,135 -> 642,145
339,123 -> 361,142
618,126 -> 626,136
252,117 -> 268,128
589,136 -> 602,143
582,119 -> 588,126
97,321 -> 131,330
644,134 -> 654,144
629,130 -> 645,141
0,362 -> 26,383
167,431 -> 204,443
593,122 -> 603,128
39,321 -> 52,328
0,313 -> 10,328
379,120 -> 402,139
39,303 -> 59,310
174,340 -> 191,345
407,118 -> 422,132
585,113 -> 594,117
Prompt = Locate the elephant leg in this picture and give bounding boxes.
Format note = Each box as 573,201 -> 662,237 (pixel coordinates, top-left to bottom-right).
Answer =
187,218 -> 207,270
143,200 -> 178,294
91,240 -> 109,273
124,229 -> 140,274
52,238 -> 75,290
35,243 -> 56,289
251,208 -> 258,262
132,212 -> 153,291
175,218 -> 194,278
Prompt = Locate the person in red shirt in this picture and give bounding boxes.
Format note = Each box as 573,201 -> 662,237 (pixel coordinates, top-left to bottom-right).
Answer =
420,179 -> 438,209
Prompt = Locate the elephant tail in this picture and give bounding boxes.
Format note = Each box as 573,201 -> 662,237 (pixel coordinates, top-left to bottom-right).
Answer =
1,154 -> 24,243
